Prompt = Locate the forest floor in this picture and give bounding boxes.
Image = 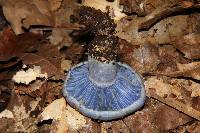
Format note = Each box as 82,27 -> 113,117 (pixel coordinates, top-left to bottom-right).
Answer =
0,0 -> 200,132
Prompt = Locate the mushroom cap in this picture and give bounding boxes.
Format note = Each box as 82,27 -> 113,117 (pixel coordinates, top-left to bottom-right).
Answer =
63,62 -> 146,121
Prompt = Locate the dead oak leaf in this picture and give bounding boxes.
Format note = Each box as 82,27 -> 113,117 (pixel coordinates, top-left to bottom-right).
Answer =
0,28 -> 42,61
20,45 -> 64,80
1,0 -> 54,34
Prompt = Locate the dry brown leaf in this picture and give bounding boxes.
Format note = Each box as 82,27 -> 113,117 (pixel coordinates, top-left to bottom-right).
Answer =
137,0 -> 196,30
62,43 -> 85,62
37,98 -> 68,132
123,98 -> 192,132
42,82 -> 63,104
156,62 -> 200,80
173,33 -> 200,59
48,0 -> 63,12
132,42 -> 160,73
152,102 -> 193,130
156,44 -> 189,73
0,28 -> 42,61
119,39 -> 160,74
1,0 -> 54,34
15,81 -> 62,109
3,93 -> 39,132
145,77 -> 200,98
40,98 -> 66,121
120,0 -> 189,16
176,62 -> 200,80
40,98 -> 98,133
116,5 -> 200,44
48,0 -> 79,47
20,44 -> 64,80
145,76 -> 200,120
54,0 -> 79,25
14,80 -> 46,96
99,98 -> 192,132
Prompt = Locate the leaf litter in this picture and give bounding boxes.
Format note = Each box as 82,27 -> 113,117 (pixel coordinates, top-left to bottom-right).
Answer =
0,0 -> 200,132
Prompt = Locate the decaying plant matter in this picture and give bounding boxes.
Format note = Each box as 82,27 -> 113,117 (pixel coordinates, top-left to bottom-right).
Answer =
0,0 -> 200,132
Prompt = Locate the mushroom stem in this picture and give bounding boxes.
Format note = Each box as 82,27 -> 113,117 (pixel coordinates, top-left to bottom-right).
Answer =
88,56 -> 117,87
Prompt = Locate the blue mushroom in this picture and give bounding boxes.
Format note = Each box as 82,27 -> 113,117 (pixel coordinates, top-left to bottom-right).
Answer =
63,57 -> 145,120
63,7 -> 145,120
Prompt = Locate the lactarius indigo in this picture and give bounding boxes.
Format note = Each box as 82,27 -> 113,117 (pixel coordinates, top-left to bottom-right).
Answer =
63,7 -> 145,120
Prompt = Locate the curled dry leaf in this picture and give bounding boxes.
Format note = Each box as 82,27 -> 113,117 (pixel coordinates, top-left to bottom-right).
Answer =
137,0 -> 196,30
120,0 -> 193,16
1,0 -> 54,34
116,9 -> 200,44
